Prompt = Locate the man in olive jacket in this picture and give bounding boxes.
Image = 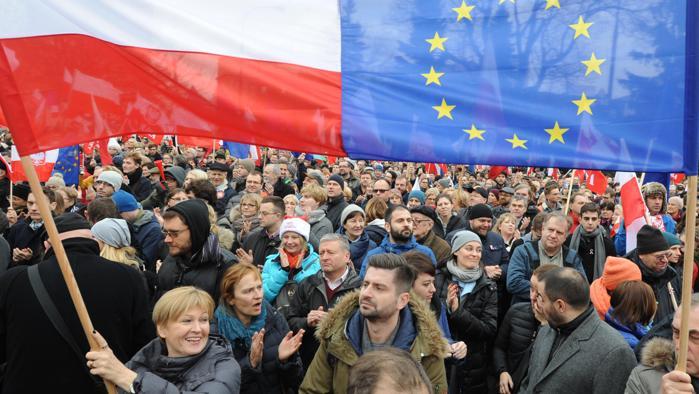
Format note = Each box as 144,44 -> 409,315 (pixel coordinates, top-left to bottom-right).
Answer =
299,253 -> 448,394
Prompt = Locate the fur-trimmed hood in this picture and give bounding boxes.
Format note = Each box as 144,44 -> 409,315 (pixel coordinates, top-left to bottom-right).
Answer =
642,182 -> 668,214
316,289 -> 447,359
640,337 -> 674,371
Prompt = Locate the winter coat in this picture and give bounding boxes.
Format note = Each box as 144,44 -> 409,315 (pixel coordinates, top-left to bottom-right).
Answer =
435,271 -> 498,394
286,268 -> 362,368
365,220 -> 387,244
506,240 -> 585,303
227,302 -> 304,394
128,169 -> 154,201
564,231 -> 617,283
615,215 -> 676,256
126,336 -> 241,394
626,248 -> 682,323
299,291 -> 448,394
131,209 -> 164,272
157,234 -> 237,304
493,302 -> 541,393
624,337 -> 699,393
215,187 -> 236,219
0,236 -> 10,275
325,196 -> 348,231
359,235 -> 437,278
479,231 -> 511,321
307,209 -> 333,251
273,178 -> 295,199
262,245 -> 321,303
6,218 -> 47,266
604,309 -> 649,350
433,214 -> 466,239
337,227 -> 376,272
418,230 -> 452,269
520,307 -> 637,394
241,227 -> 281,268
0,238 -> 155,394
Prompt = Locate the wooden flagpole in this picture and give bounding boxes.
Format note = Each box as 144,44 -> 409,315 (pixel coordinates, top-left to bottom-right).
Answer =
20,156 -> 117,394
677,174 -> 697,372
563,170 -> 576,215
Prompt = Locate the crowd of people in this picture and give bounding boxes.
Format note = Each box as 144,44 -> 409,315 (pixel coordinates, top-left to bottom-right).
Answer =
0,134 -> 696,394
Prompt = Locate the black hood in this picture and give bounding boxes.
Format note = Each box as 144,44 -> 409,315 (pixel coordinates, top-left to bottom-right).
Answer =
168,199 -> 211,254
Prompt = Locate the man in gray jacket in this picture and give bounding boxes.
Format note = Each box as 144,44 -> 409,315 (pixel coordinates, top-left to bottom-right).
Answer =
520,267 -> 636,394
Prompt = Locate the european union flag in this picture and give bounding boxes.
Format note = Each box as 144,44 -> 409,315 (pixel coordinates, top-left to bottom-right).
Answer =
341,0 -> 698,174
222,141 -> 251,159
52,145 -> 80,186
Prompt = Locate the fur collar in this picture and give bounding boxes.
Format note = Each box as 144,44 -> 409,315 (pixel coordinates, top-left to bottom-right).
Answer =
640,337 -> 674,370
316,290 -> 447,357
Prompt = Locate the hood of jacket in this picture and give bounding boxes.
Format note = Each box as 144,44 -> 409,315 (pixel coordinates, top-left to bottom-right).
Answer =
316,290 -> 447,361
640,337 -> 674,371
164,166 -> 186,187
132,209 -> 156,231
377,234 -> 421,254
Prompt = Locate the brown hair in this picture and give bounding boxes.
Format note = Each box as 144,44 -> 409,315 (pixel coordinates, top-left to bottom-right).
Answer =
124,152 -> 143,166
365,197 -> 388,222
220,263 -> 262,303
610,280 -> 656,326
301,183 -> 328,205
403,250 -> 436,277
348,347 -> 433,394
532,263 -> 558,280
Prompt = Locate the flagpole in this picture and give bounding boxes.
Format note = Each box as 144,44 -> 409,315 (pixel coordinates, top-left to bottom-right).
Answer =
639,172 -> 646,184
677,174 -> 698,372
19,156 -> 117,394
563,170 -> 576,215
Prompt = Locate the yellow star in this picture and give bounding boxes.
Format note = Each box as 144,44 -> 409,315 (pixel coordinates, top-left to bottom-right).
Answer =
463,124 -> 486,140
426,32 -> 448,53
498,0 -> 515,4
581,52 -> 606,76
545,0 -> 560,10
569,16 -> 593,39
421,66 -> 445,86
452,1 -> 475,22
432,98 -> 456,120
544,121 -> 569,144
506,133 -> 528,149
572,92 -> 596,115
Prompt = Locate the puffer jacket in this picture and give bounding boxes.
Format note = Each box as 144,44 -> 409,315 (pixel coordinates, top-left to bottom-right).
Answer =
359,235 -> 437,278
227,302 -> 304,394
492,302 -> 541,393
325,195 -> 348,231
299,291 -> 448,394
261,245 -> 321,303
604,308 -> 649,350
337,227 -> 376,272
286,268 -> 362,368
306,209 -> 334,251
126,336 -> 241,394
157,234 -> 237,303
435,271 -> 498,394
624,337 -> 699,393
365,220 -> 387,244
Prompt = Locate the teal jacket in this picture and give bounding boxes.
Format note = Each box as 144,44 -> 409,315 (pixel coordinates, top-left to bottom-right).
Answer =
262,245 -> 321,303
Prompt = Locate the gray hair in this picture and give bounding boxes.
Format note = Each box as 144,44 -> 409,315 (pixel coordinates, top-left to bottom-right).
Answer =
265,164 -> 281,177
319,233 -> 350,253
511,194 -> 528,205
669,196 -> 684,210
543,212 -> 569,232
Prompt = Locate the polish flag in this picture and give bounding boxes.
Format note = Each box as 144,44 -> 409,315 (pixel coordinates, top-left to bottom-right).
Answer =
0,154 -> 11,180
670,173 -> 686,185
488,166 -> 509,179
0,1 -> 342,157
547,168 -> 560,180
426,163 -> 448,176
585,170 -> 608,195
10,145 -> 59,182
615,172 -> 648,253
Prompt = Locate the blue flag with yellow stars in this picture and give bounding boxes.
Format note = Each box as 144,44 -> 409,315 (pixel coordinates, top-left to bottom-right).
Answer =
341,0 -> 698,174
51,145 -> 80,186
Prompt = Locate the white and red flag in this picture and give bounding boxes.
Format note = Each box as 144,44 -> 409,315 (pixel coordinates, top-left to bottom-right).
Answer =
615,172 -> 648,253
10,145 -> 58,182
585,170 -> 608,195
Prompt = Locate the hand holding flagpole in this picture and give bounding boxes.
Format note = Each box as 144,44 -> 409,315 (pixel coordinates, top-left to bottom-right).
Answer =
676,175 -> 697,372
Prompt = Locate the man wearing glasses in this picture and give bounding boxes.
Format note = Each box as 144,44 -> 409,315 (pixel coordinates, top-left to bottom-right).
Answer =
626,224 -> 680,323
372,178 -> 392,204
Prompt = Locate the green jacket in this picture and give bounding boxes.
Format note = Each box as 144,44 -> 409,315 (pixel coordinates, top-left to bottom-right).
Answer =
299,290 -> 448,394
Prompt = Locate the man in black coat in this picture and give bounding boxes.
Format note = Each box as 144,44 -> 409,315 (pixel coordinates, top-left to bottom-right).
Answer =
325,174 -> 349,231
0,213 -> 154,394
237,196 -> 284,268
564,203 -> 616,283
286,234 -> 361,368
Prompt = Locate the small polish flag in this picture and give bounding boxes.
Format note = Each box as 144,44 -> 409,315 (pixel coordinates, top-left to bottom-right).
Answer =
11,145 -> 59,182
615,171 -> 648,253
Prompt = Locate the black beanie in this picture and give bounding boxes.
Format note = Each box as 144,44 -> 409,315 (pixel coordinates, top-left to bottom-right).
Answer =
468,204 -> 493,220
637,225 -> 669,255
410,206 -> 438,224
328,174 -> 345,190
55,213 -> 91,233
167,199 -> 211,254
13,183 -> 30,201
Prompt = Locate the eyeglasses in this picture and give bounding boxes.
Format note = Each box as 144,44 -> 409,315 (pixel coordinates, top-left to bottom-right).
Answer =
162,227 -> 189,238
374,189 -> 389,193
413,219 -> 432,225
652,252 -> 671,261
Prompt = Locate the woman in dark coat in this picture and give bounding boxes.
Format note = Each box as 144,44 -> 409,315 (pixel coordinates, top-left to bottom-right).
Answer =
435,230 -> 498,394
216,263 -> 304,394
434,194 -> 466,239
492,265 -> 553,394
337,204 -> 376,271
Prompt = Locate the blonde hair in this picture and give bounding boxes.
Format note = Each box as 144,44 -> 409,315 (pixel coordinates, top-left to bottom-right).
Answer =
99,244 -> 141,269
152,286 -> 214,327
101,165 -> 123,175
301,183 -> 328,205
187,169 -> 208,182
240,193 -> 262,210
283,194 -> 299,205
493,213 -> 517,235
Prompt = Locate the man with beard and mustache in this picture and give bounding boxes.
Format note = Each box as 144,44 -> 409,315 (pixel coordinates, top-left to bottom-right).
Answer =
358,205 -> 436,278
300,253 -> 448,394
521,267 -> 636,394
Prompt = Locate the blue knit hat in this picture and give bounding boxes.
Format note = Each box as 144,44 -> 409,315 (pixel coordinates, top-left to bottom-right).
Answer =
111,190 -> 139,213
408,189 -> 426,204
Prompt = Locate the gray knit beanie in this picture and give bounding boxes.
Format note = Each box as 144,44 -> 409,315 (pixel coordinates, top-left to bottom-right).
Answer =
91,218 -> 131,248
451,230 -> 482,254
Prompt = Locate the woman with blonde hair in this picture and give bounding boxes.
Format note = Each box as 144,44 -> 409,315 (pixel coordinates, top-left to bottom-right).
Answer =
230,193 -> 262,249
493,213 -> 520,253
86,286 -> 241,393
184,168 -> 208,188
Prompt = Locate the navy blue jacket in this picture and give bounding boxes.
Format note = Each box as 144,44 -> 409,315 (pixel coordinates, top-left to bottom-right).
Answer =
359,235 -> 437,278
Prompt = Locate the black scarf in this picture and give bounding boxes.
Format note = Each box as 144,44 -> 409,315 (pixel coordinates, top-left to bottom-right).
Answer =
126,166 -> 144,187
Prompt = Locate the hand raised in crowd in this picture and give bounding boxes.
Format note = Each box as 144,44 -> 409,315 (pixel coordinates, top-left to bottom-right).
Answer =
6,208 -> 17,226
499,371 -> 514,394
85,331 -> 138,392
153,207 -> 163,226
155,259 -> 163,273
249,329 -> 265,369
661,370 -> 695,394
264,182 -> 274,195
278,329 -> 305,363
484,265 -> 502,280
519,216 -> 531,232
278,247 -> 290,268
307,306 -> 328,328
447,283 -> 460,313
235,249 -> 254,265
449,341 -> 467,359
